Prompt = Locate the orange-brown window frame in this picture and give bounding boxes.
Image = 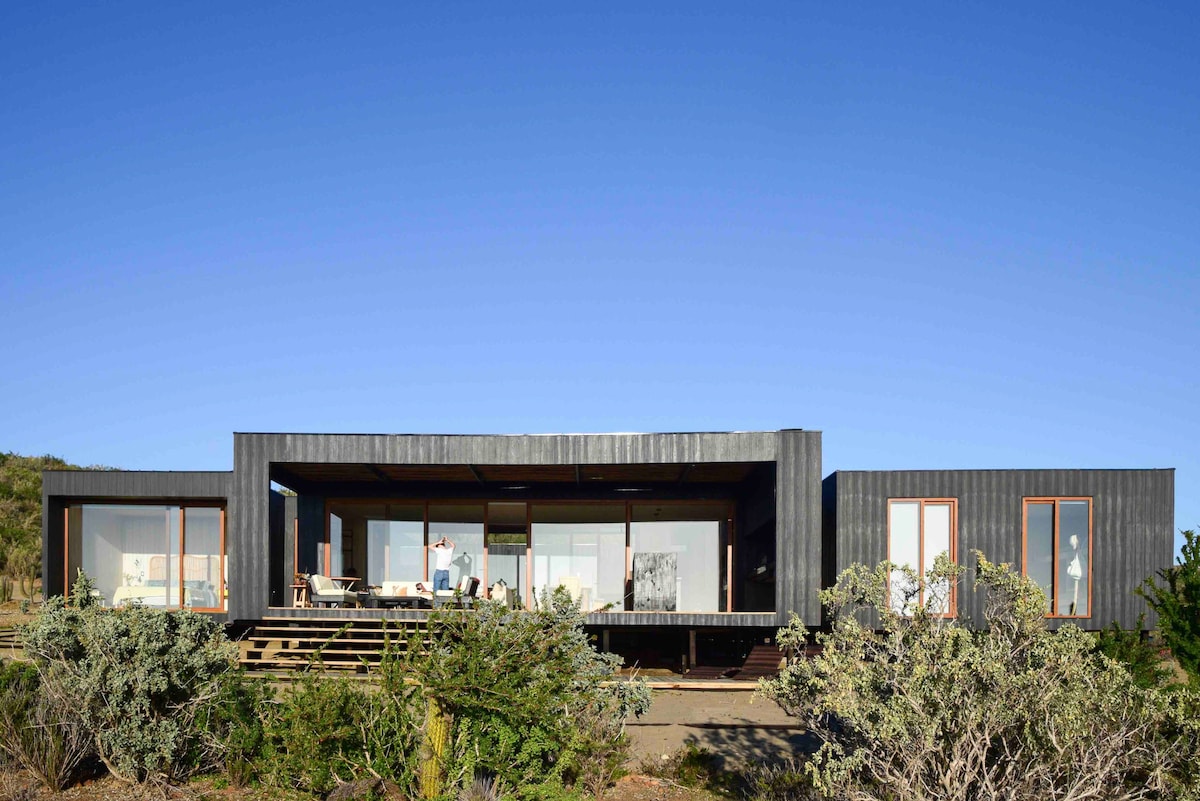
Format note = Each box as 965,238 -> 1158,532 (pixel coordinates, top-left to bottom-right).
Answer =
318,497 -> 740,613
886,498 -> 959,617
1022,497 -> 1093,619
63,501 -> 226,612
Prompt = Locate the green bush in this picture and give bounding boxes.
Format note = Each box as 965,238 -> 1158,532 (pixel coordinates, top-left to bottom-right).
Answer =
21,575 -> 237,784
1094,615 -> 1175,690
258,671 -> 375,794
194,668 -> 273,787
390,589 -> 651,800
1140,528 -> 1200,686
761,554 -> 1200,801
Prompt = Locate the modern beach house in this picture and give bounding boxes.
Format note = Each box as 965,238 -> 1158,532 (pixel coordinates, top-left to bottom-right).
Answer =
41,430 -> 1174,669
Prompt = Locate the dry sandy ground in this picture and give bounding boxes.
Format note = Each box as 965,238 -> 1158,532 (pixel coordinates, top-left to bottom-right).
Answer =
626,687 -> 810,770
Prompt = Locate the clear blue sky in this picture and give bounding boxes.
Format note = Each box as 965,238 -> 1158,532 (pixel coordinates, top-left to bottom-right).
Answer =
2,4 -> 1197,553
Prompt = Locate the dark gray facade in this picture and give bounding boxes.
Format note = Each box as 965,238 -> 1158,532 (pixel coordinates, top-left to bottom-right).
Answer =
42,471 -> 232,601
40,432 -> 1174,638
823,469 -> 1175,629
230,430 -> 823,624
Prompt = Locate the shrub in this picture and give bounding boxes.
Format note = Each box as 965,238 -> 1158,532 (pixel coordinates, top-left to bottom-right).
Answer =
638,743 -> 724,790
194,668 -> 273,786
391,589 -> 651,800
1094,615 -> 1175,690
257,671 -> 376,794
1139,528 -> 1200,685
21,575 -> 237,784
760,553 -> 1200,801
0,659 -> 94,790
741,757 -> 820,801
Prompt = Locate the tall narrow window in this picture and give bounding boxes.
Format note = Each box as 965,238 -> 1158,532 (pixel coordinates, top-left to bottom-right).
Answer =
1023,498 -> 1091,617
887,499 -> 957,615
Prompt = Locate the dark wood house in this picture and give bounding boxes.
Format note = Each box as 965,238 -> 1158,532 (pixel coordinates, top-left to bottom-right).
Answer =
41,430 -> 1172,668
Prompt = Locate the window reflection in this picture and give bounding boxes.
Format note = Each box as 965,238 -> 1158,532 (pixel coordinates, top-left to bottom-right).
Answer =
66,503 -> 224,610
531,504 -> 625,611
630,504 -> 727,613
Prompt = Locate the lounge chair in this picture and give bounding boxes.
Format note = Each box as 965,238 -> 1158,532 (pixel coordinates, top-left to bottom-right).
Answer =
308,574 -> 358,608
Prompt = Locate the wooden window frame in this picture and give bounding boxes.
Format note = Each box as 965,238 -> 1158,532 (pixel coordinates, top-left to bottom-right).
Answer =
886,498 -> 959,617
1022,497 -> 1093,619
63,500 -> 226,612
317,496 -> 743,614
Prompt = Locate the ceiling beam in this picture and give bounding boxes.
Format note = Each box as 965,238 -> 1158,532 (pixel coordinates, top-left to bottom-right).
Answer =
467,464 -> 487,485
365,464 -> 392,484
677,463 -> 695,485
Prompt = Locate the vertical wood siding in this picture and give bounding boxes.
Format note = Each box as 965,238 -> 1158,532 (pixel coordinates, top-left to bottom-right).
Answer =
776,430 -> 823,625
229,431 -> 808,621
829,469 -> 1174,630
41,471 -> 231,598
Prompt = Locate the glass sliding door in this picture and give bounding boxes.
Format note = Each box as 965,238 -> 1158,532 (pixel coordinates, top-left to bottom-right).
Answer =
429,504 -> 485,587
365,505 -> 424,585
65,503 -> 224,610
630,503 -> 728,613
183,507 -> 223,609
486,502 -> 527,606
531,504 -> 625,611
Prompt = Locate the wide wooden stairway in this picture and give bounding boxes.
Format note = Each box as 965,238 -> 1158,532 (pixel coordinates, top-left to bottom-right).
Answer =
236,617 -> 428,674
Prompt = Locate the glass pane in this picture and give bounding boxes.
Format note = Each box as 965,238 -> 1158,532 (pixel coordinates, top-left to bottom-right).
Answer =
328,514 -> 343,577
183,507 -> 222,609
631,504 -> 724,612
923,503 -> 952,614
429,504 -> 485,588
888,502 -> 920,614
365,506 -> 424,585
531,504 -> 625,611
1026,503 -> 1055,612
166,508 -> 180,608
487,502 -> 527,606
76,504 -> 178,608
1057,501 -> 1090,616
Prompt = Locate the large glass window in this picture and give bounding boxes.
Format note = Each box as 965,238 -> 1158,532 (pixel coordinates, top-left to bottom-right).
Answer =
65,503 -> 225,610
486,502 -> 527,606
630,504 -> 728,613
887,499 -> 956,615
183,507 -> 223,609
364,505 -> 424,585
429,504 -> 485,587
531,504 -> 625,611
1024,498 -> 1091,617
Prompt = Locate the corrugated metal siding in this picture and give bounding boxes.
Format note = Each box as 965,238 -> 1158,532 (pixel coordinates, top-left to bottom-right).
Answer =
831,469 -> 1174,630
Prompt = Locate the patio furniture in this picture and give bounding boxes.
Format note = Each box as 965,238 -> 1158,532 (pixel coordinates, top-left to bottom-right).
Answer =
308,574 -> 359,608
434,575 -> 480,607
490,581 -> 516,609
370,581 -> 433,608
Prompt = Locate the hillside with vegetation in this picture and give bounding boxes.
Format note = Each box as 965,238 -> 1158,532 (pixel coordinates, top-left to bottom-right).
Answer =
0,453 -> 101,601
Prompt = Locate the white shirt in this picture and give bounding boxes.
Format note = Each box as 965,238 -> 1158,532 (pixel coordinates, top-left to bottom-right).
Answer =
433,544 -> 454,571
